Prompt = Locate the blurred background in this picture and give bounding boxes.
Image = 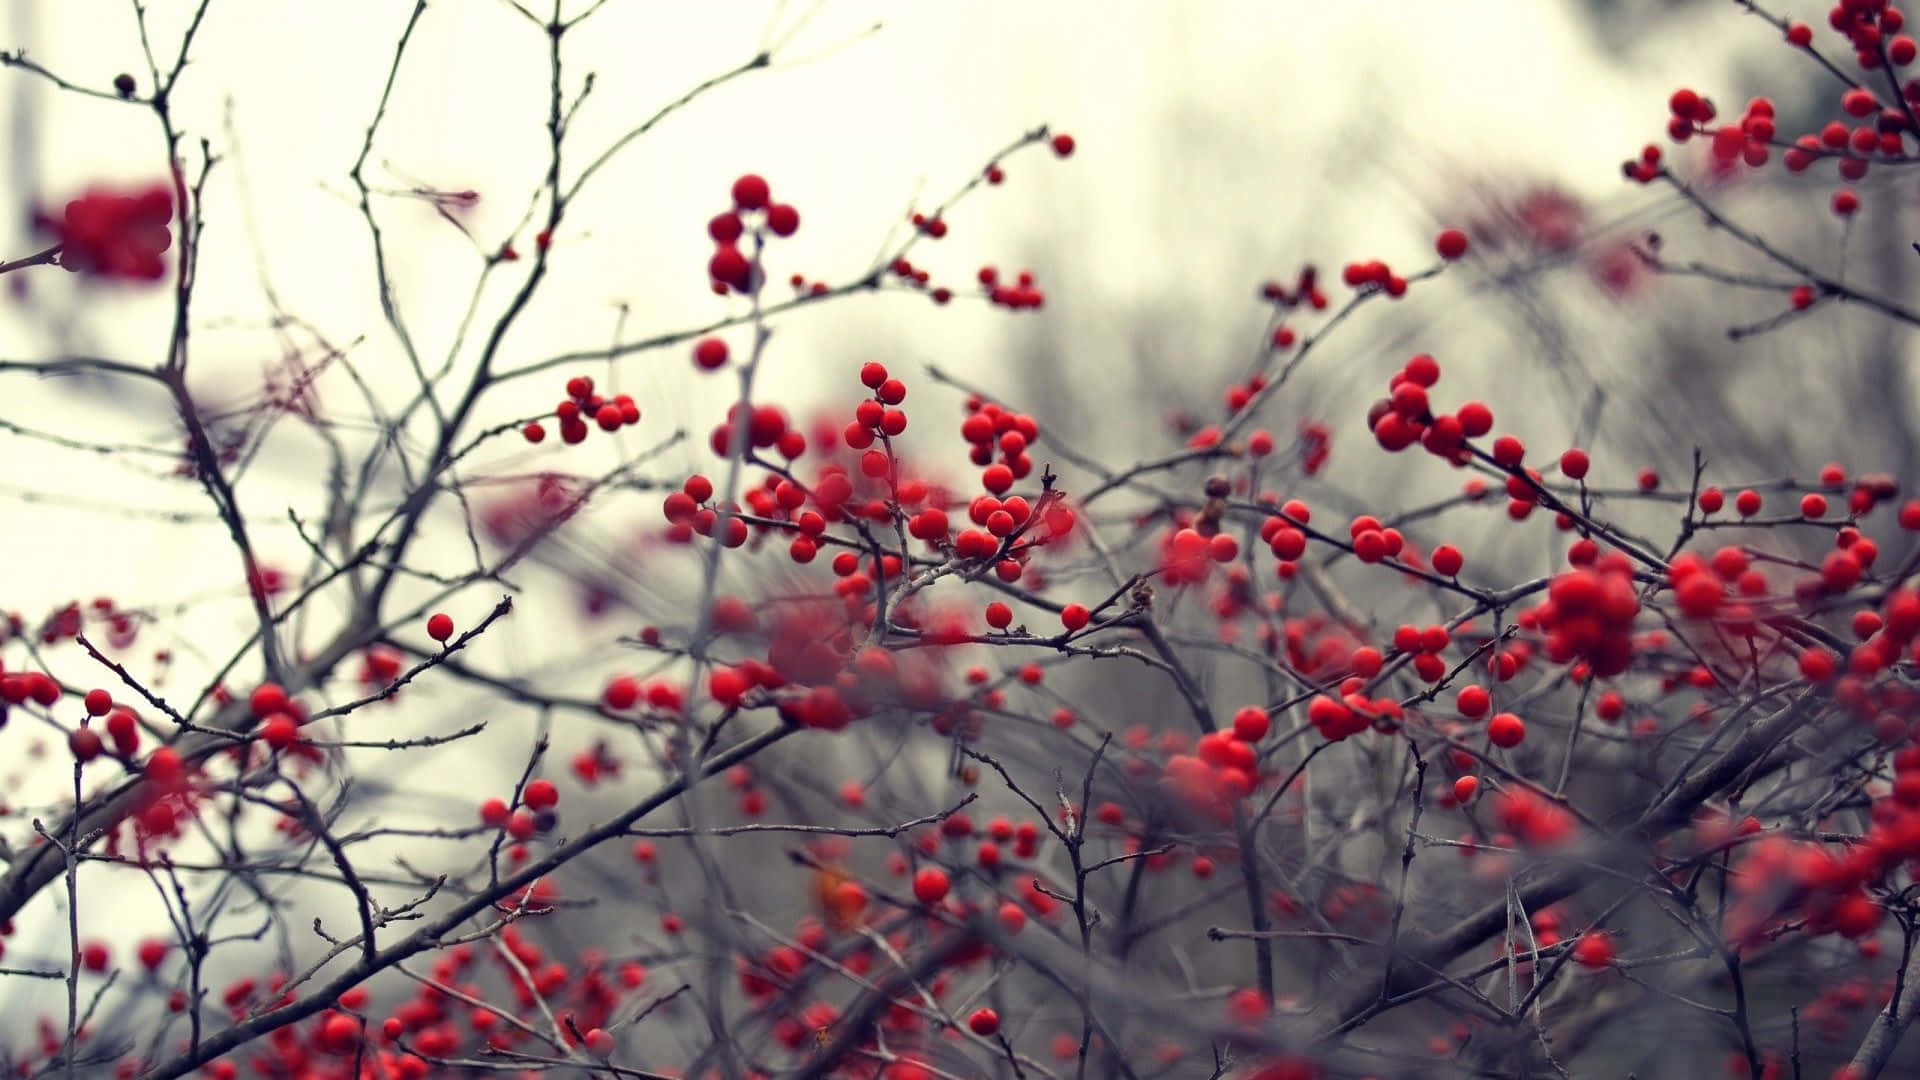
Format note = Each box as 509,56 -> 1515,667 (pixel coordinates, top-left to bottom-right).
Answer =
0,0 -> 1913,1075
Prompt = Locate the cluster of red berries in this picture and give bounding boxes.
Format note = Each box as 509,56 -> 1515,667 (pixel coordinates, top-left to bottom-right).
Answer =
249,681 -> 316,756
1727,829 -> 1887,947
1160,523 -> 1240,585
959,395 -> 1040,474
0,666 -> 60,707
1162,729 -> 1262,820
1259,263 -> 1330,319
1391,621 -> 1458,683
1339,257 -> 1412,297
1828,0 -> 1918,69
522,375 -> 639,445
1530,542 -> 1642,677
39,181 -> 173,281
662,472 -> 749,548
706,173 -> 798,294
1655,2 -> 1920,216
976,264 -> 1045,310
843,361 -> 910,473
283,930 -> 639,1069
1305,688 -> 1402,742
601,673 -> 684,714
1682,91 -> 1778,170
479,777 -> 559,840
1493,787 -> 1576,848
1365,353 -> 1493,462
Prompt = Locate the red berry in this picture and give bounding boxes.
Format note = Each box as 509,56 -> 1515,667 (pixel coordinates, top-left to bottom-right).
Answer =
1487,712 -> 1526,748
1435,227 -> 1469,260
69,727 -> 103,762
1491,435 -> 1525,467
524,778 -> 559,810
1457,685 -> 1491,717
693,337 -> 729,371
1431,544 -> 1463,577
912,866 -> 950,904
968,1008 -> 1000,1036
1050,133 -> 1075,157
426,612 -> 454,642
83,688 -> 112,716
1572,931 -> 1615,969
1457,401 -> 1494,437
731,173 -> 771,211
250,682 -> 288,719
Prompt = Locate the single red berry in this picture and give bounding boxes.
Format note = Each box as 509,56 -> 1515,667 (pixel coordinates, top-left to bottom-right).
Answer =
250,682 -> 288,719
694,337 -> 729,371
1050,133 -> 1075,157
912,866 -> 950,904
1060,603 -> 1091,631
985,602 -> 1013,630
1799,648 -> 1837,682
1431,544 -> 1464,577
765,203 -> 800,237
1457,401 -> 1494,437
731,174 -> 771,211
261,713 -> 298,750
507,808 -> 537,840
1487,712 -> 1526,748
968,1008 -> 1000,1036
524,778 -> 559,810
1559,448 -> 1590,480
1491,435 -> 1525,467
1457,685 -> 1491,718
145,747 -> 183,787
426,612 -> 454,642
1453,775 -> 1479,803
709,212 -> 743,244
1572,931 -> 1615,969
1435,227 -> 1469,260
69,727 -> 103,762
83,688 -> 112,716
1735,489 -> 1763,517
